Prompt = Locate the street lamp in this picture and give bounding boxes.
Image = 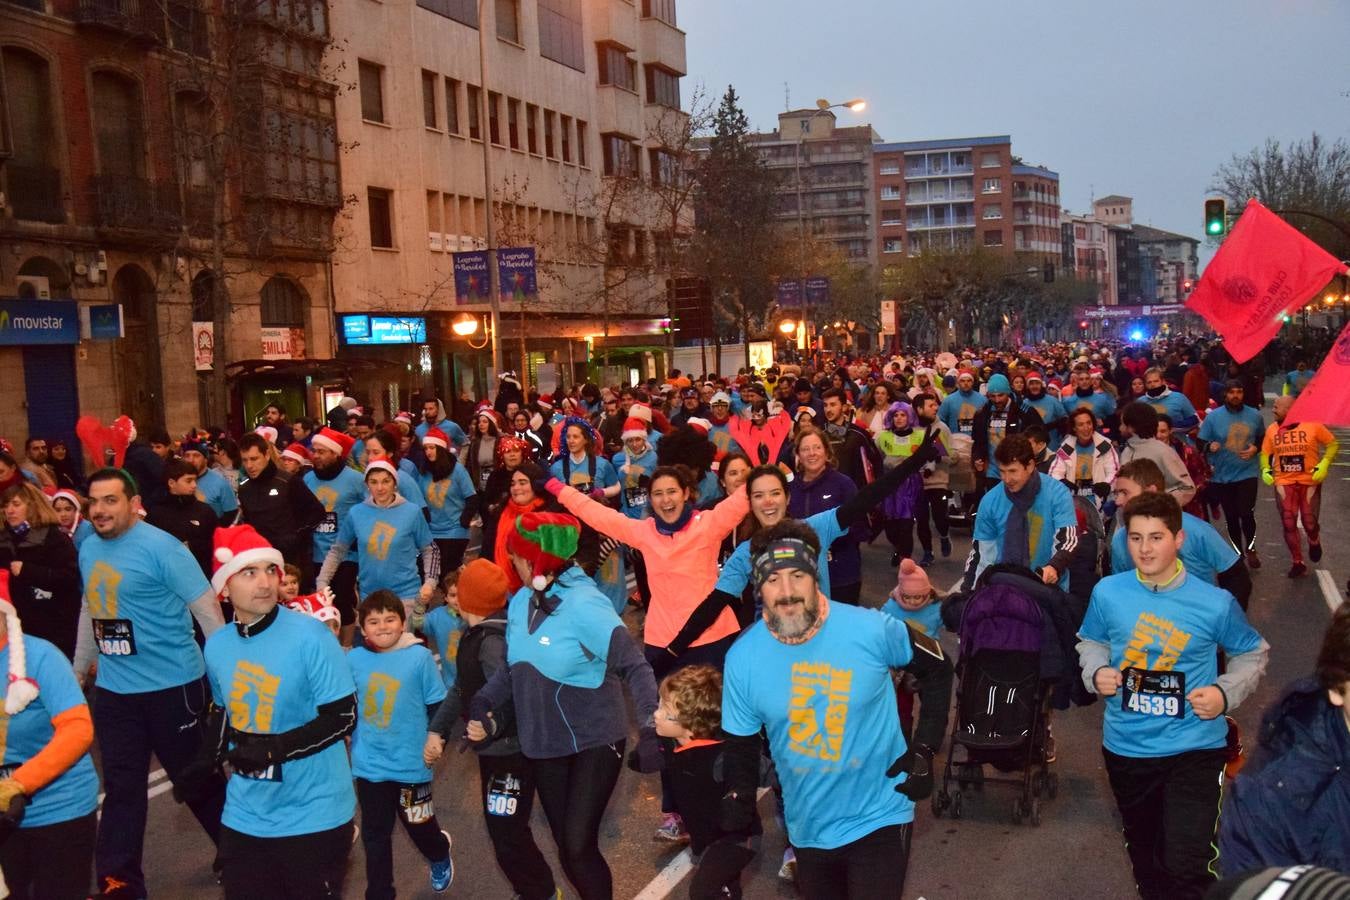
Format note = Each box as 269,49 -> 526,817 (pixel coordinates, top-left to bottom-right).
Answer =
779,319 -> 798,335
475,0 -> 503,375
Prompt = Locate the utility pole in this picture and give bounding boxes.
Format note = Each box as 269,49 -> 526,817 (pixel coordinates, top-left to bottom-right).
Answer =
477,0 -> 503,377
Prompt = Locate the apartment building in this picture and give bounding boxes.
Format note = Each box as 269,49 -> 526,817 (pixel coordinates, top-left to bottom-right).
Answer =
1060,196 -> 1198,309
330,0 -> 690,404
1134,224 -> 1200,304
0,0 -> 341,444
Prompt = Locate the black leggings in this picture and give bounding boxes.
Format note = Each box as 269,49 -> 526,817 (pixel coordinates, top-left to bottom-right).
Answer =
532,742 -> 625,900
795,823 -> 913,900
915,488 -> 951,553
478,753 -> 556,900
434,538 -> 469,574
0,811 -> 96,900
1210,478 -> 1258,553
883,518 -> 916,562
355,779 -> 450,900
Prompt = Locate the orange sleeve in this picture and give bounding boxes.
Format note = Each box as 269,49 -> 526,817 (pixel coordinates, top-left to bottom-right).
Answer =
12,705 -> 94,796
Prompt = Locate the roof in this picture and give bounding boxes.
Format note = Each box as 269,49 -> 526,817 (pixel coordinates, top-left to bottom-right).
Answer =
1011,164 -> 1059,180
874,135 -> 1011,153
1132,224 -> 1199,245
1095,194 -> 1132,204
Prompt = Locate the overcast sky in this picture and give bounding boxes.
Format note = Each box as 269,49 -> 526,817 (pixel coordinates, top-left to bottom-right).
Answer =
680,0 -> 1350,254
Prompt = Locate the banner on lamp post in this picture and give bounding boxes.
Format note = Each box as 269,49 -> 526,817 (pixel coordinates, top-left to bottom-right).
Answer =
498,247 -> 537,300
805,276 -> 830,305
776,279 -> 802,307
453,251 -> 490,304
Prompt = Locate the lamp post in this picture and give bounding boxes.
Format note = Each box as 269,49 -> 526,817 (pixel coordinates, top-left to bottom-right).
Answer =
794,97 -> 865,356
476,0 -> 503,376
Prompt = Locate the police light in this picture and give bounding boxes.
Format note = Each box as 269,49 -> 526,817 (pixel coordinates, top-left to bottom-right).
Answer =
1204,198 -> 1226,236
1129,329 -> 1145,341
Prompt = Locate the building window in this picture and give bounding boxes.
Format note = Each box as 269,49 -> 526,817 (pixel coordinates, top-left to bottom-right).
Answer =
92,71 -> 145,177
641,0 -> 675,24
880,185 -> 901,200
981,177 -> 1001,194
174,91 -> 211,191
487,91 -> 502,144
256,82 -> 340,208
416,0 -> 476,27
645,65 -> 680,108
526,103 -> 539,153
879,163 -> 900,175
466,84 -> 482,139
495,0 -> 519,42
602,133 -> 638,177
983,230 -> 1003,247
598,44 -> 636,91
421,70 -> 438,128
367,187 -> 394,248
983,204 -> 1002,220
881,216 -> 902,226
883,239 -> 901,254
649,148 -> 679,186
543,110 -> 556,158
1,48 -> 63,223
559,114 -> 571,161
507,97 -> 520,149
168,0 -> 211,58
445,78 -> 461,134
538,0 -> 584,71
576,120 -> 587,166
260,277 -> 306,327
359,60 -> 385,123
981,151 -> 1000,168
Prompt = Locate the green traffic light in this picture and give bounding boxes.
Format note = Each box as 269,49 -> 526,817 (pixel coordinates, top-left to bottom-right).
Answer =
1206,221 -> 1223,235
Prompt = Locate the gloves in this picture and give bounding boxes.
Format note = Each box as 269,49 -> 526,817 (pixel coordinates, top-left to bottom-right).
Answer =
543,477 -> 565,496
1261,469 -> 1274,486
226,730 -> 284,774
719,789 -> 756,833
1312,459 -> 1330,483
627,726 -> 665,774
0,791 -> 25,841
649,647 -> 679,680
172,756 -> 225,805
887,743 -> 935,801
0,779 -> 24,814
588,487 -> 608,501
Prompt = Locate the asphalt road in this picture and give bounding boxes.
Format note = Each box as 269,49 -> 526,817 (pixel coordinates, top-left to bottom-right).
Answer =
129,427 -> 1350,900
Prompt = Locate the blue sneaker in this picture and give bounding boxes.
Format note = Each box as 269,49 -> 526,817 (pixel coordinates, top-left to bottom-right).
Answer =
919,551 -> 935,567
429,831 -> 453,893
940,536 -> 952,558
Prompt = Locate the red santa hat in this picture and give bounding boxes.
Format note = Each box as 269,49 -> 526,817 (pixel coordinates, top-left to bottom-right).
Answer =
629,402 -> 653,424
622,416 -> 648,441
281,443 -> 313,468
0,571 -> 40,715
254,425 -> 279,444
312,427 -> 355,457
364,459 -> 399,481
286,587 -> 341,626
686,417 -> 712,436
422,428 -> 453,451
393,411 -> 413,426
537,394 -> 555,411
211,525 -> 285,596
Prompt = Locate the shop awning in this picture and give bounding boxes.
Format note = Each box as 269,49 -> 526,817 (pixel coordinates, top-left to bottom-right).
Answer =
224,357 -> 401,382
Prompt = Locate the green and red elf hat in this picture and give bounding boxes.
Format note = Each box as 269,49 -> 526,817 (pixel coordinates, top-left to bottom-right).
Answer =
506,511 -> 581,590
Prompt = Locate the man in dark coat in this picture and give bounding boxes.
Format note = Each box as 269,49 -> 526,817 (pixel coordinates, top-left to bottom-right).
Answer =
235,432 -> 325,578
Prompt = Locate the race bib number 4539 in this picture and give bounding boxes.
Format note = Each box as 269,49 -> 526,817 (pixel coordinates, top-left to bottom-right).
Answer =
1121,667 -> 1185,718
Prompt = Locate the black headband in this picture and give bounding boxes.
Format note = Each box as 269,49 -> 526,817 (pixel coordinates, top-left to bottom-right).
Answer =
752,538 -> 819,585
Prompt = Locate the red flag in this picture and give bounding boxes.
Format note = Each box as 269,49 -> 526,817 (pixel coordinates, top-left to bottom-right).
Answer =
1184,199 -> 1347,362
1288,321 -> 1350,426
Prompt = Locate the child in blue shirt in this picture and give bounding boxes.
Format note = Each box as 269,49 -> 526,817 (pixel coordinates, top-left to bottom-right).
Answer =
348,590 -> 454,897
880,558 -> 944,741
413,566 -> 465,689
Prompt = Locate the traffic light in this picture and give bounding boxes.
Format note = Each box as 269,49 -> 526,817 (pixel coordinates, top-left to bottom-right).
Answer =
1204,198 -> 1227,236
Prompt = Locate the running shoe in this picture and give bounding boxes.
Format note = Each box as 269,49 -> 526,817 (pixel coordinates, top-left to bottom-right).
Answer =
778,847 -> 797,882
919,551 -> 935,568
1246,550 -> 1261,570
429,830 -> 454,892
1309,542 -> 1323,563
1224,717 -> 1246,778
90,877 -> 144,900
940,536 -> 952,558
654,812 -> 689,843
1042,727 -> 1057,764
890,551 -> 900,567
1288,562 -> 1308,579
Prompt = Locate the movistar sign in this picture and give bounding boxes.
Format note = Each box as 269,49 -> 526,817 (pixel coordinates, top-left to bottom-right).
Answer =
0,299 -> 80,345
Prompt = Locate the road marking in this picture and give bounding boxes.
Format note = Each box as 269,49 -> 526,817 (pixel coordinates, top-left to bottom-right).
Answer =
97,767 -> 167,807
632,787 -> 769,900
1316,569 -> 1342,612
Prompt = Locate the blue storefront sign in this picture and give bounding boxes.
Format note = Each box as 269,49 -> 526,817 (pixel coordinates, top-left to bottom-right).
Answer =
87,304 -> 124,340
0,299 -> 80,345
453,251 -> 490,304
340,315 -> 427,345
498,247 -> 537,299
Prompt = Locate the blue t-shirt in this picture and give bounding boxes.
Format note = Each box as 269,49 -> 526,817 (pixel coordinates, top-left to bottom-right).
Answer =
392,469 -> 426,510
1078,570 -> 1263,758
422,605 -> 465,688
1198,405 -> 1265,484
348,644 -> 446,784
938,390 -> 987,437
0,637 -> 99,827
80,522 -> 211,694
1067,390 -> 1116,423
305,466 -> 367,563
196,467 -> 238,518
1022,394 -> 1068,447
1284,369 -> 1314,397
549,454 -> 618,497
722,604 -> 916,849
972,474 -> 1076,588
419,463 -> 476,540
335,500 -> 433,599
879,598 -> 943,639
1110,511 -> 1239,586
417,419 -> 467,446
71,519 -> 94,551
715,508 -> 841,600
1146,390 -> 1199,430
613,447 -> 658,519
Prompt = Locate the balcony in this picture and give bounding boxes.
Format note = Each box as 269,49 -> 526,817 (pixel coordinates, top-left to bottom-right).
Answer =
905,163 -> 973,179
75,0 -> 166,44
907,217 -> 975,231
5,164 -> 65,223
639,15 -> 686,76
91,175 -> 181,233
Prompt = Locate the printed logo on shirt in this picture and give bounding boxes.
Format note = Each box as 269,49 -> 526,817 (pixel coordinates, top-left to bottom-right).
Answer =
1224,422 -> 1253,453
368,522 -> 397,560
787,660 -> 852,763
314,486 -> 339,512
361,672 -> 401,728
1120,611 -> 1193,672
228,660 -> 281,732
86,561 -> 123,618
1025,510 -> 1045,561
425,480 -> 450,509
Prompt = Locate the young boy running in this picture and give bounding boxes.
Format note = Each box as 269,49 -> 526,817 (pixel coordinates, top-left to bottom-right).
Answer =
347,590 -> 454,897
1077,492 -> 1269,900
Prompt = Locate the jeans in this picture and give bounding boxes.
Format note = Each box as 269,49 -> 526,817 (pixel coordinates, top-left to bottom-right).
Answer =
218,820 -> 353,900
355,779 -> 450,900
795,823 -> 913,899
533,742 -> 625,900
0,810 -> 96,900
478,753 -> 556,900
93,677 -> 225,897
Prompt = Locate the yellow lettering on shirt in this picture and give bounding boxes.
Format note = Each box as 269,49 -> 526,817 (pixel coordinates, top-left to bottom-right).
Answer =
1120,611 -> 1192,671
1026,509 -> 1045,561
368,522 -> 397,560
228,660 -> 281,732
787,661 -> 852,762
314,486 -> 339,513
86,561 -> 122,618
361,672 -> 401,728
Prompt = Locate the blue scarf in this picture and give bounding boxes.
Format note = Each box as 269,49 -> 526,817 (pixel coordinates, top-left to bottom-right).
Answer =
7,522 -> 30,542
653,504 -> 694,536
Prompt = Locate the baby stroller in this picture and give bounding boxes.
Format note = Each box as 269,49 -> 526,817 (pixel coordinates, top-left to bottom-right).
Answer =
931,567 -> 1060,826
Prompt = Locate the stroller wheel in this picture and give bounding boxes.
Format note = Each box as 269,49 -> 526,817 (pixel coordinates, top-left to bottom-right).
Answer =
950,790 -> 963,819
1029,797 -> 1042,827
931,792 -> 946,819
1011,797 -> 1023,824
1046,772 -> 1059,799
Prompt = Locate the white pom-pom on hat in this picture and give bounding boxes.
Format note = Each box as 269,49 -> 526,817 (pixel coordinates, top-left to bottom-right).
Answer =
214,547 -> 234,563
531,575 -> 548,591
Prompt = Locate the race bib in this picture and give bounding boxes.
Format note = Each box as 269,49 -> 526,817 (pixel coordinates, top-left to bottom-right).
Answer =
624,486 -> 648,509
486,772 -> 522,818
316,511 -> 338,535
93,619 -> 137,656
478,470 -> 492,491
957,417 -> 975,435
238,763 -> 282,782
1121,667 -> 1185,719
399,783 -> 435,825
1277,454 -> 1306,474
